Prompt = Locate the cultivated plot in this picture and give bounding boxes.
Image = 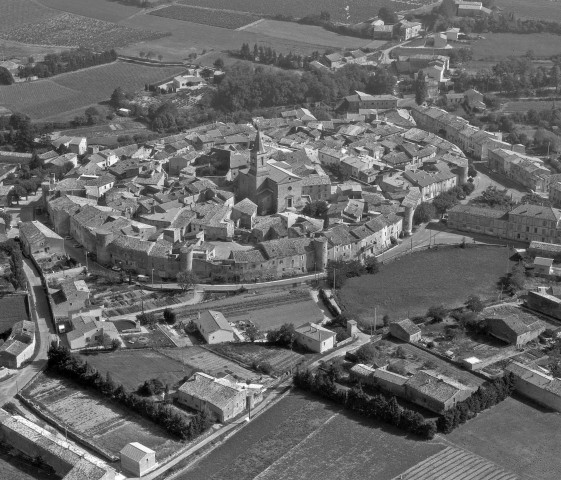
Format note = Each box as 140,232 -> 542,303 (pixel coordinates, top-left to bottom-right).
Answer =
0,0 -> 59,32
35,0 -> 141,22
448,395 -> 561,479
151,5 -> 259,30
159,346 -> 261,382
471,33 -> 561,61
180,391 -> 445,480
496,0 -> 561,21
23,374 -> 184,460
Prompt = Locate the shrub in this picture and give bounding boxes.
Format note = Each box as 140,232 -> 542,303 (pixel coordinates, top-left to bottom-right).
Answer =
355,343 -> 378,363
163,308 -> 176,325
427,305 -> 447,323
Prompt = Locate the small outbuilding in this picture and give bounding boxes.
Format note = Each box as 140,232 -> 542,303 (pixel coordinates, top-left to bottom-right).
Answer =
389,319 -> 422,342
120,442 -> 156,477
533,257 -> 554,276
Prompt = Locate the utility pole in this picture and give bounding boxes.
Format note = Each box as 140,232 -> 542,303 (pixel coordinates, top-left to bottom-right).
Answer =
85,250 -> 88,271
373,307 -> 377,336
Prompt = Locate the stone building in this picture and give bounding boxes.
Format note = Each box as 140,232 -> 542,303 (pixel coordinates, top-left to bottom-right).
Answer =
236,131 -> 303,214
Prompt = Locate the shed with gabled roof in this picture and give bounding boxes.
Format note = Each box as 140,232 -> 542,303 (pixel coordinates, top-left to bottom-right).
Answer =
389,319 -> 422,342
195,310 -> 236,344
120,442 -> 156,477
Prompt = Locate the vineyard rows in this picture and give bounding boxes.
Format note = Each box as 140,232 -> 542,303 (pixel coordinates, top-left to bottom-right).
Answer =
0,12 -> 165,50
394,446 -> 518,480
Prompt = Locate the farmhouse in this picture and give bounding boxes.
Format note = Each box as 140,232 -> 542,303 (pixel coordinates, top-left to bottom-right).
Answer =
51,136 -> 87,155
486,316 -> 545,347
173,75 -> 206,90
533,257 -> 554,276
0,320 -> 35,368
506,361 -> 561,411
66,315 -> 120,350
294,322 -> 336,353
404,370 -> 474,414
120,442 -> 157,477
195,310 -> 236,344
340,92 -> 399,112
389,319 -> 422,342
176,372 -> 247,423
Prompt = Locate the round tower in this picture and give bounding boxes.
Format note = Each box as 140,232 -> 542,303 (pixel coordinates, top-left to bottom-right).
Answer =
179,247 -> 193,273
313,238 -> 328,271
95,230 -> 113,265
459,164 -> 469,185
404,205 -> 415,236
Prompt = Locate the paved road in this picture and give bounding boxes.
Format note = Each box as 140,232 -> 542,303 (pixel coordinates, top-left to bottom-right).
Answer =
0,258 -> 56,405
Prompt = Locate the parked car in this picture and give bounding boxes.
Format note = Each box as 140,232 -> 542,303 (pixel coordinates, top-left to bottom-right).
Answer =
111,266 -> 122,272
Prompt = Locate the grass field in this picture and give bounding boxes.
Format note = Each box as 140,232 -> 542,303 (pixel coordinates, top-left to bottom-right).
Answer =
209,343 -> 308,373
243,20 -> 388,50
0,62 -> 185,120
0,13 -> 165,50
118,13 -> 374,61
151,5 -> 259,30
23,373 -> 184,460
179,391 -> 445,480
78,349 -> 188,391
448,395 -> 561,479
496,0 -> 561,21
0,294 -> 28,331
339,246 -> 512,322
471,33 -> 561,61
176,0 -> 424,22
36,0 -> 141,22
159,346 -> 262,382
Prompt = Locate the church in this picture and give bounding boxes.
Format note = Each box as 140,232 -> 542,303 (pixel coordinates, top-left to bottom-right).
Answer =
236,131 -> 303,215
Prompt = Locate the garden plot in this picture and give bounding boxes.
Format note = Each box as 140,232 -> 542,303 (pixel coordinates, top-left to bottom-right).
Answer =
0,0 -> 59,32
159,346 -> 262,383
23,374 -> 183,460
209,343 -> 308,374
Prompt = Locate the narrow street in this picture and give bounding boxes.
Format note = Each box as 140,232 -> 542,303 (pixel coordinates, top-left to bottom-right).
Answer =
0,258 -> 56,404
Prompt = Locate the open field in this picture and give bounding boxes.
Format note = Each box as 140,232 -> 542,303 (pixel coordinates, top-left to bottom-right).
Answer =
0,62 -> 185,120
176,0 -> 428,22
0,0 -> 59,32
36,0 -> 141,22
394,446 -> 517,480
339,246 -> 512,321
180,391 -> 445,480
243,20 -> 388,50
159,346 -> 262,382
471,33 -> 561,61
118,13 -> 374,61
151,5 -> 259,30
0,294 -> 28,331
448,395 -> 561,479
209,343 -> 308,373
0,13 -> 165,50
23,373 -> 184,460
78,349 -> 189,391
496,0 -> 561,21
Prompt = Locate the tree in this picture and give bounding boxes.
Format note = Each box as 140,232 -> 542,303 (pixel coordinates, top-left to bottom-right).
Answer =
364,256 -> 380,274
158,54 -> 163,62
267,323 -> 296,348
465,294 -> 484,313
177,271 -> 199,291
0,211 -> 12,229
136,312 -> 156,327
520,193 -> 552,207
0,67 -> 14,85
245,324 -> 260,342
85,106 -> 101,125
109,87 -> 126,109
439,0 -> 457,17
213,58 -> 225,70
383,314 -> 391,327
302,200 -> 328,219
413,202 -> 436,225
110,339 -> 121,350
414,71 -> 428,106
355,342 -> 378,363
163,308 -> 177,325
427,305 -> 447,323
473,186 -> 514,208
378,6 -> 398,23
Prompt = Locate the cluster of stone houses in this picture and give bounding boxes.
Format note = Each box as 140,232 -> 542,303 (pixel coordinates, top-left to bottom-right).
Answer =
35,106 -> 479,284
